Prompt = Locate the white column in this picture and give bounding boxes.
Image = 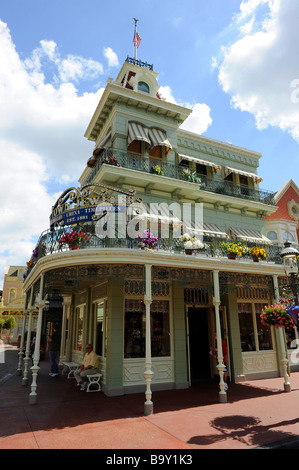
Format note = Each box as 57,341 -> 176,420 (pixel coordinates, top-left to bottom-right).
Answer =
273,275 -> 291,392
22,289 -> 34,385
59,297 -> 71,363
144,264 -> 153,415
29,275 -> 44,404
213,270 -> 227,403
17,304 -> 27,376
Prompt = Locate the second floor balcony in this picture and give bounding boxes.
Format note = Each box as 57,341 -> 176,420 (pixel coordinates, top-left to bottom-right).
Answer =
83,149 -> 275,206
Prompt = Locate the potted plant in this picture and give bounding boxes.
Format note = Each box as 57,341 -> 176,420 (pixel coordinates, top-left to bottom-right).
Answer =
137,229 -> 158,251
59,231 -> 89,250
182,168 -> 201,184
151,164 -> 164,176
249,246 -> 267,262
260,304 -> 296,331
221,241 -> 246,259
180,233 -> 204,255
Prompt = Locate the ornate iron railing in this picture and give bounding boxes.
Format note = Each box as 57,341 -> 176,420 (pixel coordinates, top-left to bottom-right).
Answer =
24,222 -> 284,280
125,56 -> 153,70
83,149 -> 275,206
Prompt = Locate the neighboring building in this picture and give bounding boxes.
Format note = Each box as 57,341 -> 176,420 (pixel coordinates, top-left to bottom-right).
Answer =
21,56 -> 293,407
264,179 -> 299,246
0,266 -> 37,343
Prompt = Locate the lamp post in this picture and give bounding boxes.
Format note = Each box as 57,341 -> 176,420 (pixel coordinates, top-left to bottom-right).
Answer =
280,241 -> 299,304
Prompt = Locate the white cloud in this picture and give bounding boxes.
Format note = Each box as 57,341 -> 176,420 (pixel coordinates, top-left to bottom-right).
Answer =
0,19 -> 107,286
103,47 -> 119,67
159,85 -> 212,135
218,0 -> 299,143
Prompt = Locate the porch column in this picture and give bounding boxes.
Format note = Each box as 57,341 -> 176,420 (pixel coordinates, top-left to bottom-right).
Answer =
213,270 -> 227,403
144,264 -> 153,415
59,296 -> 71,363
17,305 -> 27,376
29,275 -> 44,404
273,275 -> 291,392
22,289 -> 34,386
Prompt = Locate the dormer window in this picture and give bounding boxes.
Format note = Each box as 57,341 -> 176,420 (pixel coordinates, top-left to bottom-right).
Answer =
138,81 -> 150,93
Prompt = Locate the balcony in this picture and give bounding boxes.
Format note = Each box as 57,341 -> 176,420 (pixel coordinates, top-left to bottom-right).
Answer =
83,149 -> 275,206
24,222 -> 284,282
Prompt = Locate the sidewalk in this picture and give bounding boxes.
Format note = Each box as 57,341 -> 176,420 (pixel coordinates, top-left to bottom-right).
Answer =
1,345 -> 299,450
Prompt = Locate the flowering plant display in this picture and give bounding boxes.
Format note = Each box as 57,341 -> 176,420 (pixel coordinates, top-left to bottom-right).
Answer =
180,233 -> 204,250
137,229 -> 158,249
151,164 -> 164,176
221,241 -> 246,257
104,155 -> 121,167
250,246 -> 267,260
59,231 -> 89,248
260,303 -> 296,331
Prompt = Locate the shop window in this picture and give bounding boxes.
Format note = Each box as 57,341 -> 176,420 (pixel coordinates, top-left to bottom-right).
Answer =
238,303 -> 273,352
124,299 -> 170,358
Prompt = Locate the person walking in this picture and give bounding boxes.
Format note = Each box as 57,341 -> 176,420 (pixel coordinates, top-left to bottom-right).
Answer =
48,325 -> 61,377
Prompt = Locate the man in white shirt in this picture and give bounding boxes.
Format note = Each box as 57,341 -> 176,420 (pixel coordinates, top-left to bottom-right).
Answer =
74,344 -> 99,390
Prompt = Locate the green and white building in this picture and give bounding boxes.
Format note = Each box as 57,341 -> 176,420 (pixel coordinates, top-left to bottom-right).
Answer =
20,56 -> 294,411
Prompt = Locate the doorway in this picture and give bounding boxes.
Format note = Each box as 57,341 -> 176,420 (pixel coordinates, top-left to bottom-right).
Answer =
187,307 -> 211,383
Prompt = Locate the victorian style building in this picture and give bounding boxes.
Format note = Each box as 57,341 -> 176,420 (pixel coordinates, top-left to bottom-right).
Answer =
19,56 -> 295,412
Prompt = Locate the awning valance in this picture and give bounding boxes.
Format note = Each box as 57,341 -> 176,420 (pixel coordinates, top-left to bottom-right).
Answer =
178,154 -> 221,174
229,227 -> 271,244
223,166 -> 263,184
186,223 -> 228,239
149,128 -> 172,155
128,122 -> 151,148
130,203 -> 181,225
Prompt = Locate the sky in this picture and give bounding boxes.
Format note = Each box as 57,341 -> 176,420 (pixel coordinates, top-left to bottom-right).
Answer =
1,0 -> 299,288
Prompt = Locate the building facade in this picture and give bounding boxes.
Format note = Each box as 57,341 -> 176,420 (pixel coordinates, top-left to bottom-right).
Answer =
20,57 -> 294,409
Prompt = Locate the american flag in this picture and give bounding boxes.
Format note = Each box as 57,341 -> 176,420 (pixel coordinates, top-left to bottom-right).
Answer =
133,32 -> 141,48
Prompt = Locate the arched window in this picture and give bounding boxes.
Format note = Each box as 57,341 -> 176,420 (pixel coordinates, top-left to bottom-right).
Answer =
267,231 -> 277,241
138,81 -> 150,93
283,231 -> 295,242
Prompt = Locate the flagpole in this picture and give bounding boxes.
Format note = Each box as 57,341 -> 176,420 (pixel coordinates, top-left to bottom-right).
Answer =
133,18 -> 139,63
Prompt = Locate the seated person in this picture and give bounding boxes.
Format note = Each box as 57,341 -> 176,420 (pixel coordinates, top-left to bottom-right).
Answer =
74,344 -> 99,390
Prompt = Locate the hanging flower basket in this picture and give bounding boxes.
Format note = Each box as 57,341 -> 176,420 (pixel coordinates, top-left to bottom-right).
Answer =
180,233 -> 204,255
260,304 -> 296,331
151,164 -> 164,176
59,231 -> 89,249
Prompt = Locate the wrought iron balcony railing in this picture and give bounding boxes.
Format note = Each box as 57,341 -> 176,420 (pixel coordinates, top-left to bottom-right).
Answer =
24,223 -> 284,280
83,149 -> 275,206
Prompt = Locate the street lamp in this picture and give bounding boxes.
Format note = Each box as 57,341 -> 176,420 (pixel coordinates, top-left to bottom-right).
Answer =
280,241 -> 299,305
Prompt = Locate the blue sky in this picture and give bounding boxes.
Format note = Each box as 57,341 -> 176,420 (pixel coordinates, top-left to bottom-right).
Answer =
0,0 -> 299,288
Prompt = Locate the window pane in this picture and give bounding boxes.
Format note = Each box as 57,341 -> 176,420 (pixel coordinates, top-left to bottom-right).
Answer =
124,299 -> 170,358
238,303 -> 255,351
255,303 -> 273,350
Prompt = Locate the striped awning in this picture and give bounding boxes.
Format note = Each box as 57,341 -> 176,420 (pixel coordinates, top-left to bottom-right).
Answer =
178,154 -> 221,174
149,128 -> 172,155
129,203 -> 181,225
128,122 -> 151,148
93,133 -> 112,156
223,166 -> 263,184
186,223 -> 228,239
229,227 -> 271,244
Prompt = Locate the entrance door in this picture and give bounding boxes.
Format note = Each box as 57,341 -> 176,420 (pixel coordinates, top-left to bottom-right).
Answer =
187,308 -> 211,383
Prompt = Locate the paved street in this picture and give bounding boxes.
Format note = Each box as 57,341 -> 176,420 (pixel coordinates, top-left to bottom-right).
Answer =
1,343 -> 299,452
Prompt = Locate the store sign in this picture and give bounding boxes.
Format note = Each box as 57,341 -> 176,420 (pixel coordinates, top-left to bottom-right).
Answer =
50,183 -> 137,228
